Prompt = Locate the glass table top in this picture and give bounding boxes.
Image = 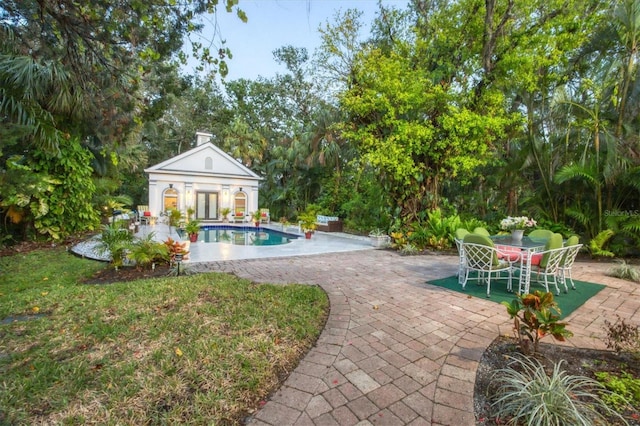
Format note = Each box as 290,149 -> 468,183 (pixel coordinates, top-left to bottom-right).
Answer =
490,235 -> 548,250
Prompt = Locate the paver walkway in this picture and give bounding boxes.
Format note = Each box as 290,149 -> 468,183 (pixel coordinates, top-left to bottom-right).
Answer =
192,250 -> 640,425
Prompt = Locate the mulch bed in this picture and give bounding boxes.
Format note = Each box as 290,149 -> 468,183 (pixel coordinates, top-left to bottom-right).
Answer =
82,264 -> 174,284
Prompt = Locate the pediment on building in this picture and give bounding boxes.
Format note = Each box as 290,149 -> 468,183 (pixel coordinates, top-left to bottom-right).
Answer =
144,142 -> 261,179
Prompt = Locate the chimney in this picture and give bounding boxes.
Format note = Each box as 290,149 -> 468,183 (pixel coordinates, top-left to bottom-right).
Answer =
195,131 -> 213,146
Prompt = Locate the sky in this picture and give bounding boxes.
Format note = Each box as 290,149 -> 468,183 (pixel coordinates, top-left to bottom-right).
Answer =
186,0 -> 408,81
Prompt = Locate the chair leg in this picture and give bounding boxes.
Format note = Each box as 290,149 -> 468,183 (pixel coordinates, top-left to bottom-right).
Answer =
542,274 -> 550,293
461,269 -> 469,289
567,269 -> 576,290
486,272 -> 491,298
558,270 -> 569,293
545,274 -> 560,295
457,259 -> 465,284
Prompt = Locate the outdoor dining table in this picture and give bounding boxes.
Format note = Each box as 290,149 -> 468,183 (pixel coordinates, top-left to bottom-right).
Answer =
491,235 -> 547,294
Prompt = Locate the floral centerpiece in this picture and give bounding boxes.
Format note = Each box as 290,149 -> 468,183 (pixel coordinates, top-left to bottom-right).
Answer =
500,216 -> 537,231
500,216 -> 536,241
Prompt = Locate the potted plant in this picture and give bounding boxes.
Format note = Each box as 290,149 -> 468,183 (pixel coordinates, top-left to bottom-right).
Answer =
184,219 -> 201,242
369,228 -> 391,248
500,216 -> 536,241
220,207 -> 231,223
186,206 -> 195,222
167,209 -> 183,234
299,212 -> 317,239
251,210 -> 262,227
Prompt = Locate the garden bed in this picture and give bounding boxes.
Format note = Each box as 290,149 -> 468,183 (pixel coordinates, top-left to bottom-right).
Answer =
475,336 -> 640,425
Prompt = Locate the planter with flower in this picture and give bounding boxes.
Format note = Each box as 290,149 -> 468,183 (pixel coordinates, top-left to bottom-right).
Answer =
500,216 -> 536,241
369,228 -> 391,248
220,207 -> 231,223
184,219 -> 201,242
251,210 -> 262,227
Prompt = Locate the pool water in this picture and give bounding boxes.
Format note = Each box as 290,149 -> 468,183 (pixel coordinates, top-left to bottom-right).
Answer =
187,226 -> 296,246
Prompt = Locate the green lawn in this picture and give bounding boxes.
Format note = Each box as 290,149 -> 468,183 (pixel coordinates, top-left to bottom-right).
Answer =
0,248 -> 328,424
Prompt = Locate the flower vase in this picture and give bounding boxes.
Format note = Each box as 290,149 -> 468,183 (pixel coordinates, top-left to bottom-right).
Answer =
511,229 -> 524,242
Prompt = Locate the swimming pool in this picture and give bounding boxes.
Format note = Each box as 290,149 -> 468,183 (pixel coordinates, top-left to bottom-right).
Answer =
186,226 -> 297,246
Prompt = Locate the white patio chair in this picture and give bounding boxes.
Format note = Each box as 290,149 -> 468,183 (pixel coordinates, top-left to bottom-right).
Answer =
454,228 -> 470,284
137,205 -> 150,225
515,234 -> 568,296
259,208 -> 270,224
558,236 -> 582,292
461,234 -> 514,297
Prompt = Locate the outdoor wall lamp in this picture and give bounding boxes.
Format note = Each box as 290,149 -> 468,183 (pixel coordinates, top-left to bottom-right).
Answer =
169,183 -> 173,188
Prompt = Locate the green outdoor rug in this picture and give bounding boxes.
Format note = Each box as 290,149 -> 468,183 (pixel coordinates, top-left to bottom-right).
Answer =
427,274 -> 606,318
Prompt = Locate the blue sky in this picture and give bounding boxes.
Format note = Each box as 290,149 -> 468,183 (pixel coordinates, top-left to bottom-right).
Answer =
187,0 -> 408,81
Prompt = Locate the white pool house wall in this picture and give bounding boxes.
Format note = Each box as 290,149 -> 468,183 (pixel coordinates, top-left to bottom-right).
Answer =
144,132 -> 262,221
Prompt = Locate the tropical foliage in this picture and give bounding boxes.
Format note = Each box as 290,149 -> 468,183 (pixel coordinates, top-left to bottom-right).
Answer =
1,0 -> 640,258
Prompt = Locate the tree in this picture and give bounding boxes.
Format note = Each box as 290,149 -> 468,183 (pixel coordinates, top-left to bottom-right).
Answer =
340,46 -> 511,220
0,0 -> 245,243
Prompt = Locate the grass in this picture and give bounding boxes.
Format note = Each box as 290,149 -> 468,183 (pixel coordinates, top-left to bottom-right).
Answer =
0,247 -> 329,424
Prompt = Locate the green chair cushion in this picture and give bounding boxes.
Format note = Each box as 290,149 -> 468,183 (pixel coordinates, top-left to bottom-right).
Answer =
528,229 -> 554,241
463,233 -> 500,266
539,233 -> 563,268
472,227 -> 491,237
565,235 -> 579,246
455,228 -> 470,240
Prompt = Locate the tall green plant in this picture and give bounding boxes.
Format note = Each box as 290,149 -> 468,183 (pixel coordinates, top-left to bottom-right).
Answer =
419,209 -> 463,250
588,229 -> 616,258
128,233 -> 169,270
96,223 -> 134,267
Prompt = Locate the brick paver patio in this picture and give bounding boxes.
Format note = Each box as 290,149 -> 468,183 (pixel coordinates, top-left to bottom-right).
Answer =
192,250 -> 640,425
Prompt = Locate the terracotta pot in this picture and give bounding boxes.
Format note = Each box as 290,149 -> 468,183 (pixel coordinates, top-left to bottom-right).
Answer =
305,231 -> 312,239
189,233 -> 198,242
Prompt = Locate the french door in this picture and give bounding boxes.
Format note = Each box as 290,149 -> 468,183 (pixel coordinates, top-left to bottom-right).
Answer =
196,192 -> 218,220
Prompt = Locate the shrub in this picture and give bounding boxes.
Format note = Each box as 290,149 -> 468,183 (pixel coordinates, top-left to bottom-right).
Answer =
501,291 -> 573,355
96,223 -> 134,267
606,260 -> 640,283
491,355 -> 625,425
595,371 -> 640,411
588,229 -> 616,258
408,208 -> 470,251
399,243 -> 420,255
164,237 -> 189,263
128,233 -> 169,270
604,315 -> 640,358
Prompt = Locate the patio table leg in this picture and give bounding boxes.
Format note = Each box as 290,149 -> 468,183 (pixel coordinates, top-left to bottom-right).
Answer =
518,248 -> 534,294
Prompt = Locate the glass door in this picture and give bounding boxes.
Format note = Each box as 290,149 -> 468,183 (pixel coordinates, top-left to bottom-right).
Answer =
196,192 -> 219,220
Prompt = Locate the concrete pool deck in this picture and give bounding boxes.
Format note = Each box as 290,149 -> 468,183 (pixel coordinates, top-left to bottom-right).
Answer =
136,222 -> 374,263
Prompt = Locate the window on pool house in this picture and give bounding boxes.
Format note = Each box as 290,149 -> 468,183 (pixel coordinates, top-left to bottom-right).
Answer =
234,192 -> 246,217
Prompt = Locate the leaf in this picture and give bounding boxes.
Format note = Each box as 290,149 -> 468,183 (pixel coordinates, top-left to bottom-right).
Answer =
174,347 -> 183,357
